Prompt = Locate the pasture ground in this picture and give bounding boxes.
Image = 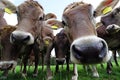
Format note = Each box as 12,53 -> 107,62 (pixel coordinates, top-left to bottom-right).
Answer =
0,59 -> 120,80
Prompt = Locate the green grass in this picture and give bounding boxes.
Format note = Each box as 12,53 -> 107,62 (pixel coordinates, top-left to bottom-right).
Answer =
0,61 -> 120,80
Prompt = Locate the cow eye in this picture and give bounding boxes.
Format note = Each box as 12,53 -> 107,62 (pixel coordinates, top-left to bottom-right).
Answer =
39,14 -> 45,21
39,16 -> 44,20
62,21 -> 66,25
62,20 -> 68,26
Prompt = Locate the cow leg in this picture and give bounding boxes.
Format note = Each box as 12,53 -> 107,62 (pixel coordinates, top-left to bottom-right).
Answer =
72,64 -> 78,80
22,55 -> 29,76
44,43 -> 54,80
0,70 -> 8,79
55,63 -> 59,72
20,59 -> 23,73
91,65 -> 99,78
46,55 -> 52,80
66,55 -> 70,72
41,53 -> 44,71
106,60 -> 112,74
113,50 -> 119,66
22,46 -> 32,76
33,43 -> 40,77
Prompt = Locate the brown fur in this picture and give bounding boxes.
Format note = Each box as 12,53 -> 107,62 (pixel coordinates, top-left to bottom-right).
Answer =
64,2 -> 85,12
0,25 -> 16,38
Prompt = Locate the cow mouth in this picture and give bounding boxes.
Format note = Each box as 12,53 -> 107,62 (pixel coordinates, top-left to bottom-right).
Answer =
0,61 -> 17,71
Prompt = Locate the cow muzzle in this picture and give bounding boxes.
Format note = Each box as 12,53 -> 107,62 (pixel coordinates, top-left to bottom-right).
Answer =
70,36 -> 111,64
56,58 -> 66,65
10,31 -> 34,45
0,61 -> 17,71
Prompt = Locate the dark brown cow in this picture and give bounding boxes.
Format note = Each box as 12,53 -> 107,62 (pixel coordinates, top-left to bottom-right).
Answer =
45,29 -> 70,73
54,29 -> 70,72
62,2 -> 111,80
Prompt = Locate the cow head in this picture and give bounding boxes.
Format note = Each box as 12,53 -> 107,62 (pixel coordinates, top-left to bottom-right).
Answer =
54,29 -> 70,64
62,2 -> 110,64
10,0 -> 45,45
0,26 -> 17,71
94,0 -> 119,17
101,7 -> 120,27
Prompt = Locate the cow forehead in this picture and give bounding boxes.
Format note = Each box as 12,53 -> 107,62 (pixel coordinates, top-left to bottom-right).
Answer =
18,1 -> 43,10
63,2 -> 94,21
64,2 -> 92,13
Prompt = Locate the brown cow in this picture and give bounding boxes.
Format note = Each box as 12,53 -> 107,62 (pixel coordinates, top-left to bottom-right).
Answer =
45,1 -> 111,80
5,0 -> 45,77
0,26 -> 16,78
96,8 -> 120,74
45,29 -> 70,73
9,0 -> 55,77
62,2 -> 111,80
54,29 -> 70,72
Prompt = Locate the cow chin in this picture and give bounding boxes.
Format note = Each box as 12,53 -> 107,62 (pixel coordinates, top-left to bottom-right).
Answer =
10,31 -> 34,45
70,36 -> 111,64
0,61 -> 17,71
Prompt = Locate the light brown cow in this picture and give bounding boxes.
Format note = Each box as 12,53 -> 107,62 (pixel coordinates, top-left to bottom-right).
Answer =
8,0 -> 45,77
62,2 -> 111,80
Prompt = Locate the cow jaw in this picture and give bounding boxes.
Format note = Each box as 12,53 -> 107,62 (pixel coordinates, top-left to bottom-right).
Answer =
10,31 -> 34,45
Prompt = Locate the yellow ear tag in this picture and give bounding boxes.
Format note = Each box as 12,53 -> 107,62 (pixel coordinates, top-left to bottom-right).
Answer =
45,40 -> 49,45
102,7 -> 112,15
4,8 -> 12,14
51,25 -> 58,30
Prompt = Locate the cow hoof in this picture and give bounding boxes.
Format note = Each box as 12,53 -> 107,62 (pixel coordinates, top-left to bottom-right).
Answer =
107,70 -> 112,74
47,76 -> 53,80
93,73 -> 99,78
33,73 -> 38,77
22,73 -> 27,77
72,75 -> 78,80
0,76 -> 7,79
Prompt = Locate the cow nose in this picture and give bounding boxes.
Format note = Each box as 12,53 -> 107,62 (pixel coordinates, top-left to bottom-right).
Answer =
70,36 -> 108,64
0,64 -> 13,71
56,58 -> 65,65
56,60 -> 65,65
11,33 -> 30,43
72,41 -> 106,58
10,31 -> 34,45
0,61 -> 17,71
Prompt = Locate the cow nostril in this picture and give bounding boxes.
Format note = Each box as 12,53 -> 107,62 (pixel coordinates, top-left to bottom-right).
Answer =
72,45 -> 83,59
56,60 -> 65,65
72,45 -> 81,54
11,33 -> 16,43
98,40 -> 107,59
23,35 -> 30,41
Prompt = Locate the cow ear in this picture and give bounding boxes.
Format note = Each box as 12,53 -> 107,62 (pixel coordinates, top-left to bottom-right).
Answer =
45,19 -> 63,30
45,13 -> 57,20
1,0 -> 16,14
94,0 -> 119,17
